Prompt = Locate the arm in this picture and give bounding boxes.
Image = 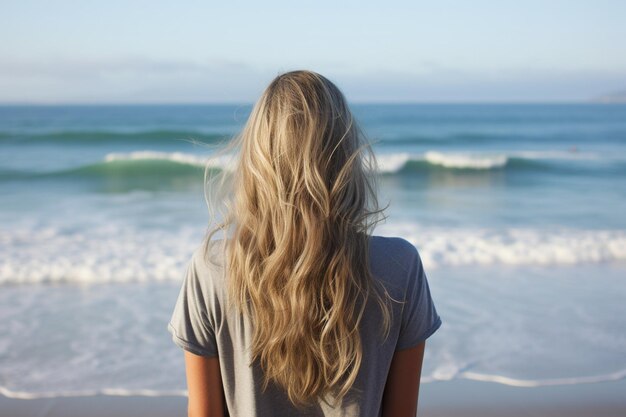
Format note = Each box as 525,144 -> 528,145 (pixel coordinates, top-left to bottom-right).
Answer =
184,350 -> 225,417
381,341 -> 426,417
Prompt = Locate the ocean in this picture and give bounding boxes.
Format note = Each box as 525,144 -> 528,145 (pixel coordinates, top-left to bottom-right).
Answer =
0,103 -> 625,398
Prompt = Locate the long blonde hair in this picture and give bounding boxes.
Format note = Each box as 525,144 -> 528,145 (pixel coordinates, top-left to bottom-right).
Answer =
202,70 -> 393,408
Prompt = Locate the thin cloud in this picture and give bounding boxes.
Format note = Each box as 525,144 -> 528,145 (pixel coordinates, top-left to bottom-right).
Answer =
0,57 -> 624,103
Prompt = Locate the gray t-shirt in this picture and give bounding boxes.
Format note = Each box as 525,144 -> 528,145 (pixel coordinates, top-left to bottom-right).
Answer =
167,235 -> 442,417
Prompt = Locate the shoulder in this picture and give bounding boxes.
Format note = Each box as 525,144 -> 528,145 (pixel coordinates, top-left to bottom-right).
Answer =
187,239 -> 228,290
191,239 -> 227,268
368,234 -> 423,297
369,234 -> 419,274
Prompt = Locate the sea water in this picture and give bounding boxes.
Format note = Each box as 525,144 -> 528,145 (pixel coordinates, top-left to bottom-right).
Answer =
0,104 -> 625,398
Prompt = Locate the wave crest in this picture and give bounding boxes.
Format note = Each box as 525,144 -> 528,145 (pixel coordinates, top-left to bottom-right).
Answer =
1,149 -> 610,184
1,224 -> 625,285
423,151 -> 508,169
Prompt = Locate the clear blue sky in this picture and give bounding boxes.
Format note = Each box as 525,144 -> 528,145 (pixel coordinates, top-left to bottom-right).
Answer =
2,0 -> 625,103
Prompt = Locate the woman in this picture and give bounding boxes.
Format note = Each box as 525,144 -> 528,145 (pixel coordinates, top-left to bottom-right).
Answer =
168,70 -> 442,417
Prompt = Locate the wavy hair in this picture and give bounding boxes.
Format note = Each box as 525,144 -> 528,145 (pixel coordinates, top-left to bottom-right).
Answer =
201,70 -> 394,409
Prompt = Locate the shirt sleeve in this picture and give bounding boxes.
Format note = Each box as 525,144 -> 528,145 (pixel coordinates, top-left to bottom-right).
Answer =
395,245 -> 442,351
167,249 -> 219,357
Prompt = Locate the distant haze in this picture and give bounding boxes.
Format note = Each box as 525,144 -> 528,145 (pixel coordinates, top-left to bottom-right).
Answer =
2,0 -> 625,104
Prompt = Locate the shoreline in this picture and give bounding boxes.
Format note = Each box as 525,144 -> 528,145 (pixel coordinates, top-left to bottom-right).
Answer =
2,378 -> 625,417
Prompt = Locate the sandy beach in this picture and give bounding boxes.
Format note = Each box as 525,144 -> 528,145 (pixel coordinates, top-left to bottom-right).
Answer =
2,378 -> 626,417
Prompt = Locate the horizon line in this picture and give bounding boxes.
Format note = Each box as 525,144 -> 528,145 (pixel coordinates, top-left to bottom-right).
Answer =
0,99 -> 620,107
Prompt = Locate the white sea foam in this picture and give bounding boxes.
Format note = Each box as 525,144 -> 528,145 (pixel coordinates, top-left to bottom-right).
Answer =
418,369 -> 626,387
2,370 -> 625,399
376,152 -> 412,172
418,149 -> 603,169
424,151 -> 508,169
0,224 -> 203,284
457,368 -> 626,387
510,149 -> 602,161
377,223 -> 626,268
1,225 -> 624,398
98,149 -> 609,176
105,150 -> 418,174
104,150 -> 237,171
0,385 -> 187,400
1,222 -> 625,285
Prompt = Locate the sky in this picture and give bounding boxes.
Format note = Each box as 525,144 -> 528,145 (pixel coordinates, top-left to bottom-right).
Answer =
1,0 -> 625,103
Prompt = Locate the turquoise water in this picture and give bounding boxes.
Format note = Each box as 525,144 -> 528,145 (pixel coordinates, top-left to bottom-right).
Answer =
0,104 -> 625,398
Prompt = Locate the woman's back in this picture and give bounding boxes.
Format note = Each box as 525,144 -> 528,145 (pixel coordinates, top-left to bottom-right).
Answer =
168,70 -> 442,416
168,234 -> 441,417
